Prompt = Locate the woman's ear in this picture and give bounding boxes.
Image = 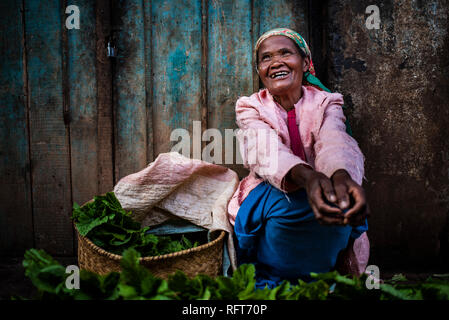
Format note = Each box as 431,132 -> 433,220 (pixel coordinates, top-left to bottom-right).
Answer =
303,56 -> 310,73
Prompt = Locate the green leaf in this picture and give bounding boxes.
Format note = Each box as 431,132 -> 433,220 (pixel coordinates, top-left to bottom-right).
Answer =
72,192 -> 202,257
22,247 -> 449,301
390,273 -> 408,283
22,249 -> 68,296
75,214 -> 109,236
379,283 -> 421,300
420,282 -> 449,300
118,284 -> 138,299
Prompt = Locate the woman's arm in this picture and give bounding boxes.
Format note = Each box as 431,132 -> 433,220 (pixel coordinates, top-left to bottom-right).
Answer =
235,96 -> 309,192
313,95 -> 369,226
287,94 -> 369,226
288,163 -> 346,225
313,95 -> 364,185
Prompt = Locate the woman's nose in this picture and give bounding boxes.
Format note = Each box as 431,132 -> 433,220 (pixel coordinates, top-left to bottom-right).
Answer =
269,59 -> 284,70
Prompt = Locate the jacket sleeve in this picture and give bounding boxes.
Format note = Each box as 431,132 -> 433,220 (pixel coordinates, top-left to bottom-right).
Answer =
313,93 -> 365,185
235,97 -> 310,192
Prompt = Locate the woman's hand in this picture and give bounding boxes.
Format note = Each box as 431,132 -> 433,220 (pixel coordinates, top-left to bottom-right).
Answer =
331,169 -> 370,226
289,165 -> 344,225
289,165 -> 370,226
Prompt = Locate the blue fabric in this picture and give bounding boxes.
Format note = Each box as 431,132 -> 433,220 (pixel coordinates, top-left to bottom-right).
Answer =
234,181 -> 368,289
145,219 -> 207,235
145,220 -> 232,276
222,240 -> 232,277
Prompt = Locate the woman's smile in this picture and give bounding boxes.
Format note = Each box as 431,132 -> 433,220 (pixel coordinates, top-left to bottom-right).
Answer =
270,70 -> 290,80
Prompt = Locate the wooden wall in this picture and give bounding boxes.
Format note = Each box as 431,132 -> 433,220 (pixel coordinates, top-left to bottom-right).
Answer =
3,0 -> 448,272
0,0 -> 310,257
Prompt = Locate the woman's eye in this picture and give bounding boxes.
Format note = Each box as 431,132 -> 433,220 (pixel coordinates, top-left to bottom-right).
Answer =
281,51 -> 292,56
261,55 -> 270,61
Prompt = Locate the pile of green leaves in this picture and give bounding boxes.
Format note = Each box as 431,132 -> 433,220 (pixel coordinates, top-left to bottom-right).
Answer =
72,192 -> 199,256
19,248 -> 449,300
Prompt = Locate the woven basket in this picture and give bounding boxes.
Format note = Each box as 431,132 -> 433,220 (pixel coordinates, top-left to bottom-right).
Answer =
76,198 -> 225,278
76,228 -> 225,278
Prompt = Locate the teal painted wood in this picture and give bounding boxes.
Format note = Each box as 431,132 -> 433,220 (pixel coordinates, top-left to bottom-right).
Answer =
143,0 -> 154,163
256,0 -> 309,38
25,0 -> 73,255
0,0 -> 317,257
252,0 -> 309,89
95,0 -> 115,195
112,0 -> 148,181
207,0 -> 253,176
207,0 -> 253,131
151,0 -> 203,157
67,0 -> 99,206
0,0 -> 34,255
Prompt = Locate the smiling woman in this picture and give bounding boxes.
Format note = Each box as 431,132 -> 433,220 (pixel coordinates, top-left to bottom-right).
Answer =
256,35 -> 308,105
227,28 -> 370,288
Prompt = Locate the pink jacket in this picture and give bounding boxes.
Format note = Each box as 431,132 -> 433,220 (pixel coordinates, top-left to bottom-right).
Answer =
227,85 -> 370,275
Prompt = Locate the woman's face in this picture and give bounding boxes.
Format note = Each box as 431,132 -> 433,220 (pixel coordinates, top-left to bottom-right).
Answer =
257,36 -> 309,96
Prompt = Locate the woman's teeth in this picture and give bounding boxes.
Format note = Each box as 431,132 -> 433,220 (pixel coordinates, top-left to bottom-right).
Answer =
270,71 -> 289,79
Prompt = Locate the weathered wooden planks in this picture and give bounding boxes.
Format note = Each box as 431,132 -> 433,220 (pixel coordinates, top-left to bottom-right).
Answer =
253,0 -> 310,91
207,0 -> 253,176
255,0 -> 309,37
112,0 -> 148,181
0,0 -> 34,255
96,0 -> 115,194
67,0 -> 99,207
1,0 -> 316,257
143,0 -> 154,163
24,0 -> 73,255
151,0 -> 203,157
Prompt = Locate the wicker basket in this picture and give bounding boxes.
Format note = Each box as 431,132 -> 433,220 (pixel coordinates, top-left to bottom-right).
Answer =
75,198 -> 225,278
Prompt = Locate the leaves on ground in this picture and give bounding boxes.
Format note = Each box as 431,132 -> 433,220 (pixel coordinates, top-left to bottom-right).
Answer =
19,248 -> 449,300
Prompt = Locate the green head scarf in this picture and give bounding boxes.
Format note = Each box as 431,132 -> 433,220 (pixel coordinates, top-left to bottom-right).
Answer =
254,28 -> 352,136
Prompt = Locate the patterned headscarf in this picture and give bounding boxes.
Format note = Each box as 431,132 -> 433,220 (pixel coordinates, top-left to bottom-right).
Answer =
254,28 -> 352,135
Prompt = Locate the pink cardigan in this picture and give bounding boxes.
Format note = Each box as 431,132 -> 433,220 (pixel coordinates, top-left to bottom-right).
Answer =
227,85 -> 370,275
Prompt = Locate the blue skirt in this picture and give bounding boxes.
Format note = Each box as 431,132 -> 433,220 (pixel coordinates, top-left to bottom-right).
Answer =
233,181 -> 368,289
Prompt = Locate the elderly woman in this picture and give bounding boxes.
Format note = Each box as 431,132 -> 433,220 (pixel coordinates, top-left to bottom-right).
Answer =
227,28 -> 370,288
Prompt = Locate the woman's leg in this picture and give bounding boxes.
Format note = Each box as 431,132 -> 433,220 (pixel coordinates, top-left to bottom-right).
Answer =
234,181 -> 353,287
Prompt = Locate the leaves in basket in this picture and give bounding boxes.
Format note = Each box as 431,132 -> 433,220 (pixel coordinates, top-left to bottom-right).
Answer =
72,192 -> 200,257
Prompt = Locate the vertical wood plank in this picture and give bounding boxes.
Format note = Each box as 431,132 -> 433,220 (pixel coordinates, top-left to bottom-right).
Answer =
68,0 -> 99,207
152,0 -> 203,157
256,0 -> 309,38
253,0 -> 310,93
112,0 -> 147,181
25,0 -> 73,255
96,0 -> 115,194
201,0 -> 208,152
0,0 -> 34,255
143,0 -> 154,163
207,0 -> 253,176
251,0 -> 260,93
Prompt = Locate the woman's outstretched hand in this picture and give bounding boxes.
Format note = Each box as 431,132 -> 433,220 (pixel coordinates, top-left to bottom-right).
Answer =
289,165 -> 369,226
331,169 -> 370,226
